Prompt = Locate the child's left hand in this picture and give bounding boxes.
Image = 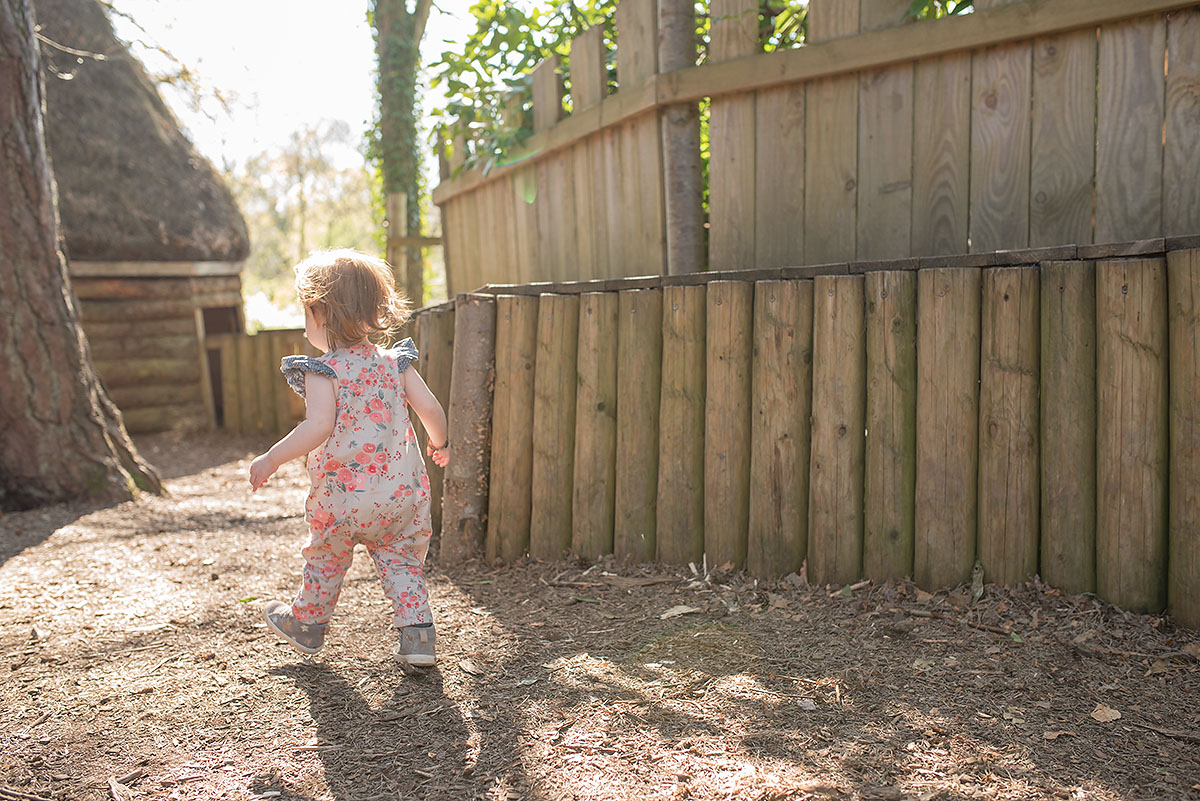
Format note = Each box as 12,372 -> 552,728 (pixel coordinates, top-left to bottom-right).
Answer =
248,453 -> 277,491
427,442 -> 450,469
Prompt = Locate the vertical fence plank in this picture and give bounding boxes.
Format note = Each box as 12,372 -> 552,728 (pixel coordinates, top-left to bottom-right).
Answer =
1165,10 -> 1200,237
1040,260 -> 1096,595
487,296 -> 539,564
441,294 -> 496,564
748,280 -> 813,579
864,270 -> 917,582
254,332 -> 278,436
804,74 -> 858,264
236,333 -> 258,434
911,54 -> 970,257
530,294 -> 580,560
216,334 -> 240,433
1030,31 -> 1096,248
1168,248 -> 1200,628
573,292 -> 620,560
754,84 -> 805,268
1096,258 -> 1168,613
977,268 -> 1040,586
614,289 -> 663,562
532,55 -> 563,133
1096,17 -> 1166,243
272,331 -> 296,435
511,169 -> 539,286
969,42 -> 1031,253
603,124 -> 630,278
570,27 -> 607,111
857,64 -> 913,261
859,0 -> 909,33
708,0 -> 758,271
806,0 -> 859,43
808,275 -> 866,586
421,307 -> 456,537
657,285 -> 707,565
705,281 -> 754,569
914,268 -> 981,590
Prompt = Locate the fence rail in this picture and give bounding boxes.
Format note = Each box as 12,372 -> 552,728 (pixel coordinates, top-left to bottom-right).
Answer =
417,241 -> 1200,629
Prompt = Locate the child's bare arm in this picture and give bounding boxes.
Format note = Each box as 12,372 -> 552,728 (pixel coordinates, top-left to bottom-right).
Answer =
403,367 -> 450,467
248,372 -> 336,490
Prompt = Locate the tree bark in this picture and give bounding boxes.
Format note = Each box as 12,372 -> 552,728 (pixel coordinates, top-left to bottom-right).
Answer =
658,0 -> 705,275
0,0 -> 162,510
374,0 -> 431,307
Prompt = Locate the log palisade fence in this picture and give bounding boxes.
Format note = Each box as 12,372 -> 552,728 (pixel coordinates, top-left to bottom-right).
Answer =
420,242 -> 1200,631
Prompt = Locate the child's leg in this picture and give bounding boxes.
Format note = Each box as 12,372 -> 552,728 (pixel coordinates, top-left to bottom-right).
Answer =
292,527 -> 355,624
366,528 -> 433,627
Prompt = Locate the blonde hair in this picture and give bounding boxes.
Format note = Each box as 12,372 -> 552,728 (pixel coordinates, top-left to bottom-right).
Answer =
294,248 -> 411,350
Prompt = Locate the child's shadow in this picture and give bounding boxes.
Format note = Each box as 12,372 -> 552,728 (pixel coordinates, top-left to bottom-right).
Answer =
271,662 -> 473,800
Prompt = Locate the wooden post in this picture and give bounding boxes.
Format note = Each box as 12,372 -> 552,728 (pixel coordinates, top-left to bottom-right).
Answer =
704,281 -> 753,569
573,292 -> 619,561
387,191 -> 422,308
1040,260 -> 1096,595
658,0 -> 703,274
486,295 -> 538,564
657,285 -> 706,565
530,294 -> 580,561
1168,248 -> 1200,628
215,334 -> 240,432
1096,258 -> 1168,613
914,268 -> 981,590
747,280 -> 813,579
864,270 -> 917,582
193,309 -> 216,430
808,275 -> 866,586
420,306 -> 456,537
614,288 -> 663,562
441,294 -> 496,565
977,267 -> 1040,586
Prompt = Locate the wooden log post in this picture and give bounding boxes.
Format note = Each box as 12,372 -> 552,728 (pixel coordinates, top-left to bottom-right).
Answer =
486,296 -> 538,564
1096,258 -> 1169,613
977,267 -> 1040,586
808,275 -> 866,586
614,288 -> 663,563
419,306 -> 456,537
573,292 -> 619,561
657,284 -> 706,565
914,268 -> 981,590
863,270 -> 917,582
747,280 -> 813,579
1168,248 -> 1200,628
1039,260 -> 1096,595
441,294 -> 497,565
529,294 -> 580,560
704,281 -> 753,569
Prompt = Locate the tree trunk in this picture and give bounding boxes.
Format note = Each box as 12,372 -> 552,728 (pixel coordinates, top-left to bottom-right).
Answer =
0,0 -> 162,510
658,0 -> 704,275
373,0 -> 431,307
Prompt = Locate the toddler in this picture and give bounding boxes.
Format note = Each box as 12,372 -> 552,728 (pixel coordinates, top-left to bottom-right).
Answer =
248,248 -> 450,669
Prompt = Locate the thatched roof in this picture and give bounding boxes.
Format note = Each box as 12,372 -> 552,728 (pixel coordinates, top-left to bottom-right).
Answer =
35,0 -> 249,262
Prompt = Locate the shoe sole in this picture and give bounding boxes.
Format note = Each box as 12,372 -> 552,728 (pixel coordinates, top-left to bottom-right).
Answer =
397,654 -> 436,668
264,611 -> 322,655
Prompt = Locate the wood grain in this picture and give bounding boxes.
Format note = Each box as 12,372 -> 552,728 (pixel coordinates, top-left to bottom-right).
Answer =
1165,9 -> 1200,237
805,74 -> 859,264
912,53 -> 971,257
857,64 -> 913,260
572,292 -> 619,560
754,83 -> 805,268
1168,248 -> 1200,628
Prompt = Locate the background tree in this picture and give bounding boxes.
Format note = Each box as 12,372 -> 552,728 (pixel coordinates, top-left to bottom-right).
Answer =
0,0 -> 161,509
370,0 -> 431,307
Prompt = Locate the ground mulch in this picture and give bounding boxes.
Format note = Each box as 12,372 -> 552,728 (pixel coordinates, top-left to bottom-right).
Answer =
1,433 -> 1199,801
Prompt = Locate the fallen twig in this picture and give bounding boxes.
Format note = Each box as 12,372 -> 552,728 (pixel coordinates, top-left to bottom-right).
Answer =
1,786 -> 56,801
1130,722 -> 1200,743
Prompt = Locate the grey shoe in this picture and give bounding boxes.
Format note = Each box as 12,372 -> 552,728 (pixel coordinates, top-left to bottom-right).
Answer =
263,600 -> 326,655
395,624 -> 436,668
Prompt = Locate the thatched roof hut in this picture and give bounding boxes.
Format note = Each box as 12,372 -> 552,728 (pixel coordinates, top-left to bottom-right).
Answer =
35,0 -> 251,433
36,0 -> 249,262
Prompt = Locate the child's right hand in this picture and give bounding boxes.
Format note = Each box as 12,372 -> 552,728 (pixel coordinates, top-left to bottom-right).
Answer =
248,453 -> 277,491
426,442 -> 450,469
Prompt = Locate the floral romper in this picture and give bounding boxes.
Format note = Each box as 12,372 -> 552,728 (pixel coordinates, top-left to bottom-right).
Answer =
280,338 -> 433,628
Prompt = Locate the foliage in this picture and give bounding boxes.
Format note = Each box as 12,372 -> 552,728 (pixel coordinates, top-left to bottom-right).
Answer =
905,0 -> 973,20
225,121 -> 379,314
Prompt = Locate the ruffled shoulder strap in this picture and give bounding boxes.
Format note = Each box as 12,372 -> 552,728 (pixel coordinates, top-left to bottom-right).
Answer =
391,337 -> 419,374
280,354 -> 337,398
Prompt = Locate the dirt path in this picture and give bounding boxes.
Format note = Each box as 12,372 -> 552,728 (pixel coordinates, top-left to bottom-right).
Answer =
2,433 -> 1199,801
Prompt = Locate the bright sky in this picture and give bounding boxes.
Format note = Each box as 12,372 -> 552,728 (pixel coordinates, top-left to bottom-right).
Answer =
109,0 -> 478,176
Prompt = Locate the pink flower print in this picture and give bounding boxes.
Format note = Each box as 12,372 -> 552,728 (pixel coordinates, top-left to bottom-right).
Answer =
363,443 -> 376,454
420,472 -> 430,491
367,463 -> 379,475
370,412 -> 383,424
336,468 -> 353,484
309,508 -> 336,532
324,459 -> 340,473
370,398 -> 384,410
374,452 -> 387,464
355,452 -> 370,466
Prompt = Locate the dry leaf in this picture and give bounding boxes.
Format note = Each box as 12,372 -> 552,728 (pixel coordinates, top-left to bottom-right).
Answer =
912,658 -> 935,671
1090,703 -> 1121,723
1043,730 -> 1073,740
1146,659 -> 1179,676
915,589 -> 933,603
659,605 -> 701,620
1182,642 -> 1200,660
459,658 -> 485,677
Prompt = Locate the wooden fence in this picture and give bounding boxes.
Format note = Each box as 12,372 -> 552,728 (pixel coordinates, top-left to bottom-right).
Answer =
416,240 -> 1200,628
432,0 -> 1200,291
206,329 -> 312,437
